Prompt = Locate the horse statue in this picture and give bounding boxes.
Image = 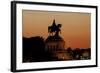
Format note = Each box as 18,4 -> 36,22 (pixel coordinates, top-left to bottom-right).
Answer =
48,20 -> 62,36
55,24 -> 62,36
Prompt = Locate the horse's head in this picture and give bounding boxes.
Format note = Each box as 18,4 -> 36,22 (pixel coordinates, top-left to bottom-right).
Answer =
57,24 -> 62,28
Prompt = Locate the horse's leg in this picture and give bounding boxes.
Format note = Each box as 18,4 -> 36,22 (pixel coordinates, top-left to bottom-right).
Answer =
60,31 -> 61,34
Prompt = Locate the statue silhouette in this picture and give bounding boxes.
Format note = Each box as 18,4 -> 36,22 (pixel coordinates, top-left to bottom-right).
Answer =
55,24 -> 62,36
48,19 -> 56,36
48,19 -> 62,36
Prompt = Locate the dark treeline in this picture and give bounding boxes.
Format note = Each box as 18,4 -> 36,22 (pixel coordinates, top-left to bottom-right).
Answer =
23,36 -> 91,62
66,47 -> 91,60
23,36 -> 53,62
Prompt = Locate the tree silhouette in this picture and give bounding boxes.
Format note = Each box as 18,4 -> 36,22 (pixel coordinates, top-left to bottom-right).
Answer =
23,36 -> 53,62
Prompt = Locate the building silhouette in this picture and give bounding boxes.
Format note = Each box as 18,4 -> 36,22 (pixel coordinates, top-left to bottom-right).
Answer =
45,19 -> 71,60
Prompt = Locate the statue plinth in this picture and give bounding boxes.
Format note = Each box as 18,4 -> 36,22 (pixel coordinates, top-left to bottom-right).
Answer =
45,35 -> 65,51
45,35 -> 66,60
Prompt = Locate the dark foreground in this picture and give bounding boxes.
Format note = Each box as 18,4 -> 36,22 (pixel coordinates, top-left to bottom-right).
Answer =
23,36 -> 91,63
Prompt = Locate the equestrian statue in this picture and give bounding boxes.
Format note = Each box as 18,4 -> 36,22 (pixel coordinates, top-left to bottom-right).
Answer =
48,19 -> 62,36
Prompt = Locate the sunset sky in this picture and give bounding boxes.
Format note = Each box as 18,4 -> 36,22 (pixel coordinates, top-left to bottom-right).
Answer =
22,10 -> 91,49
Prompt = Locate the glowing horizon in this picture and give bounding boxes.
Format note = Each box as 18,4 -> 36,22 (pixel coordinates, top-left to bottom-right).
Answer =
22,10 -> 91,49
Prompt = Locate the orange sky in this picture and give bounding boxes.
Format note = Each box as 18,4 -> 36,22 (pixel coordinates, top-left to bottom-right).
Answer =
22,10 -> 91,49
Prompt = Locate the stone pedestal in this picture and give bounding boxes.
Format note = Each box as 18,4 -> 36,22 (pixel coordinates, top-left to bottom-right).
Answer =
45,35 -> 67,60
